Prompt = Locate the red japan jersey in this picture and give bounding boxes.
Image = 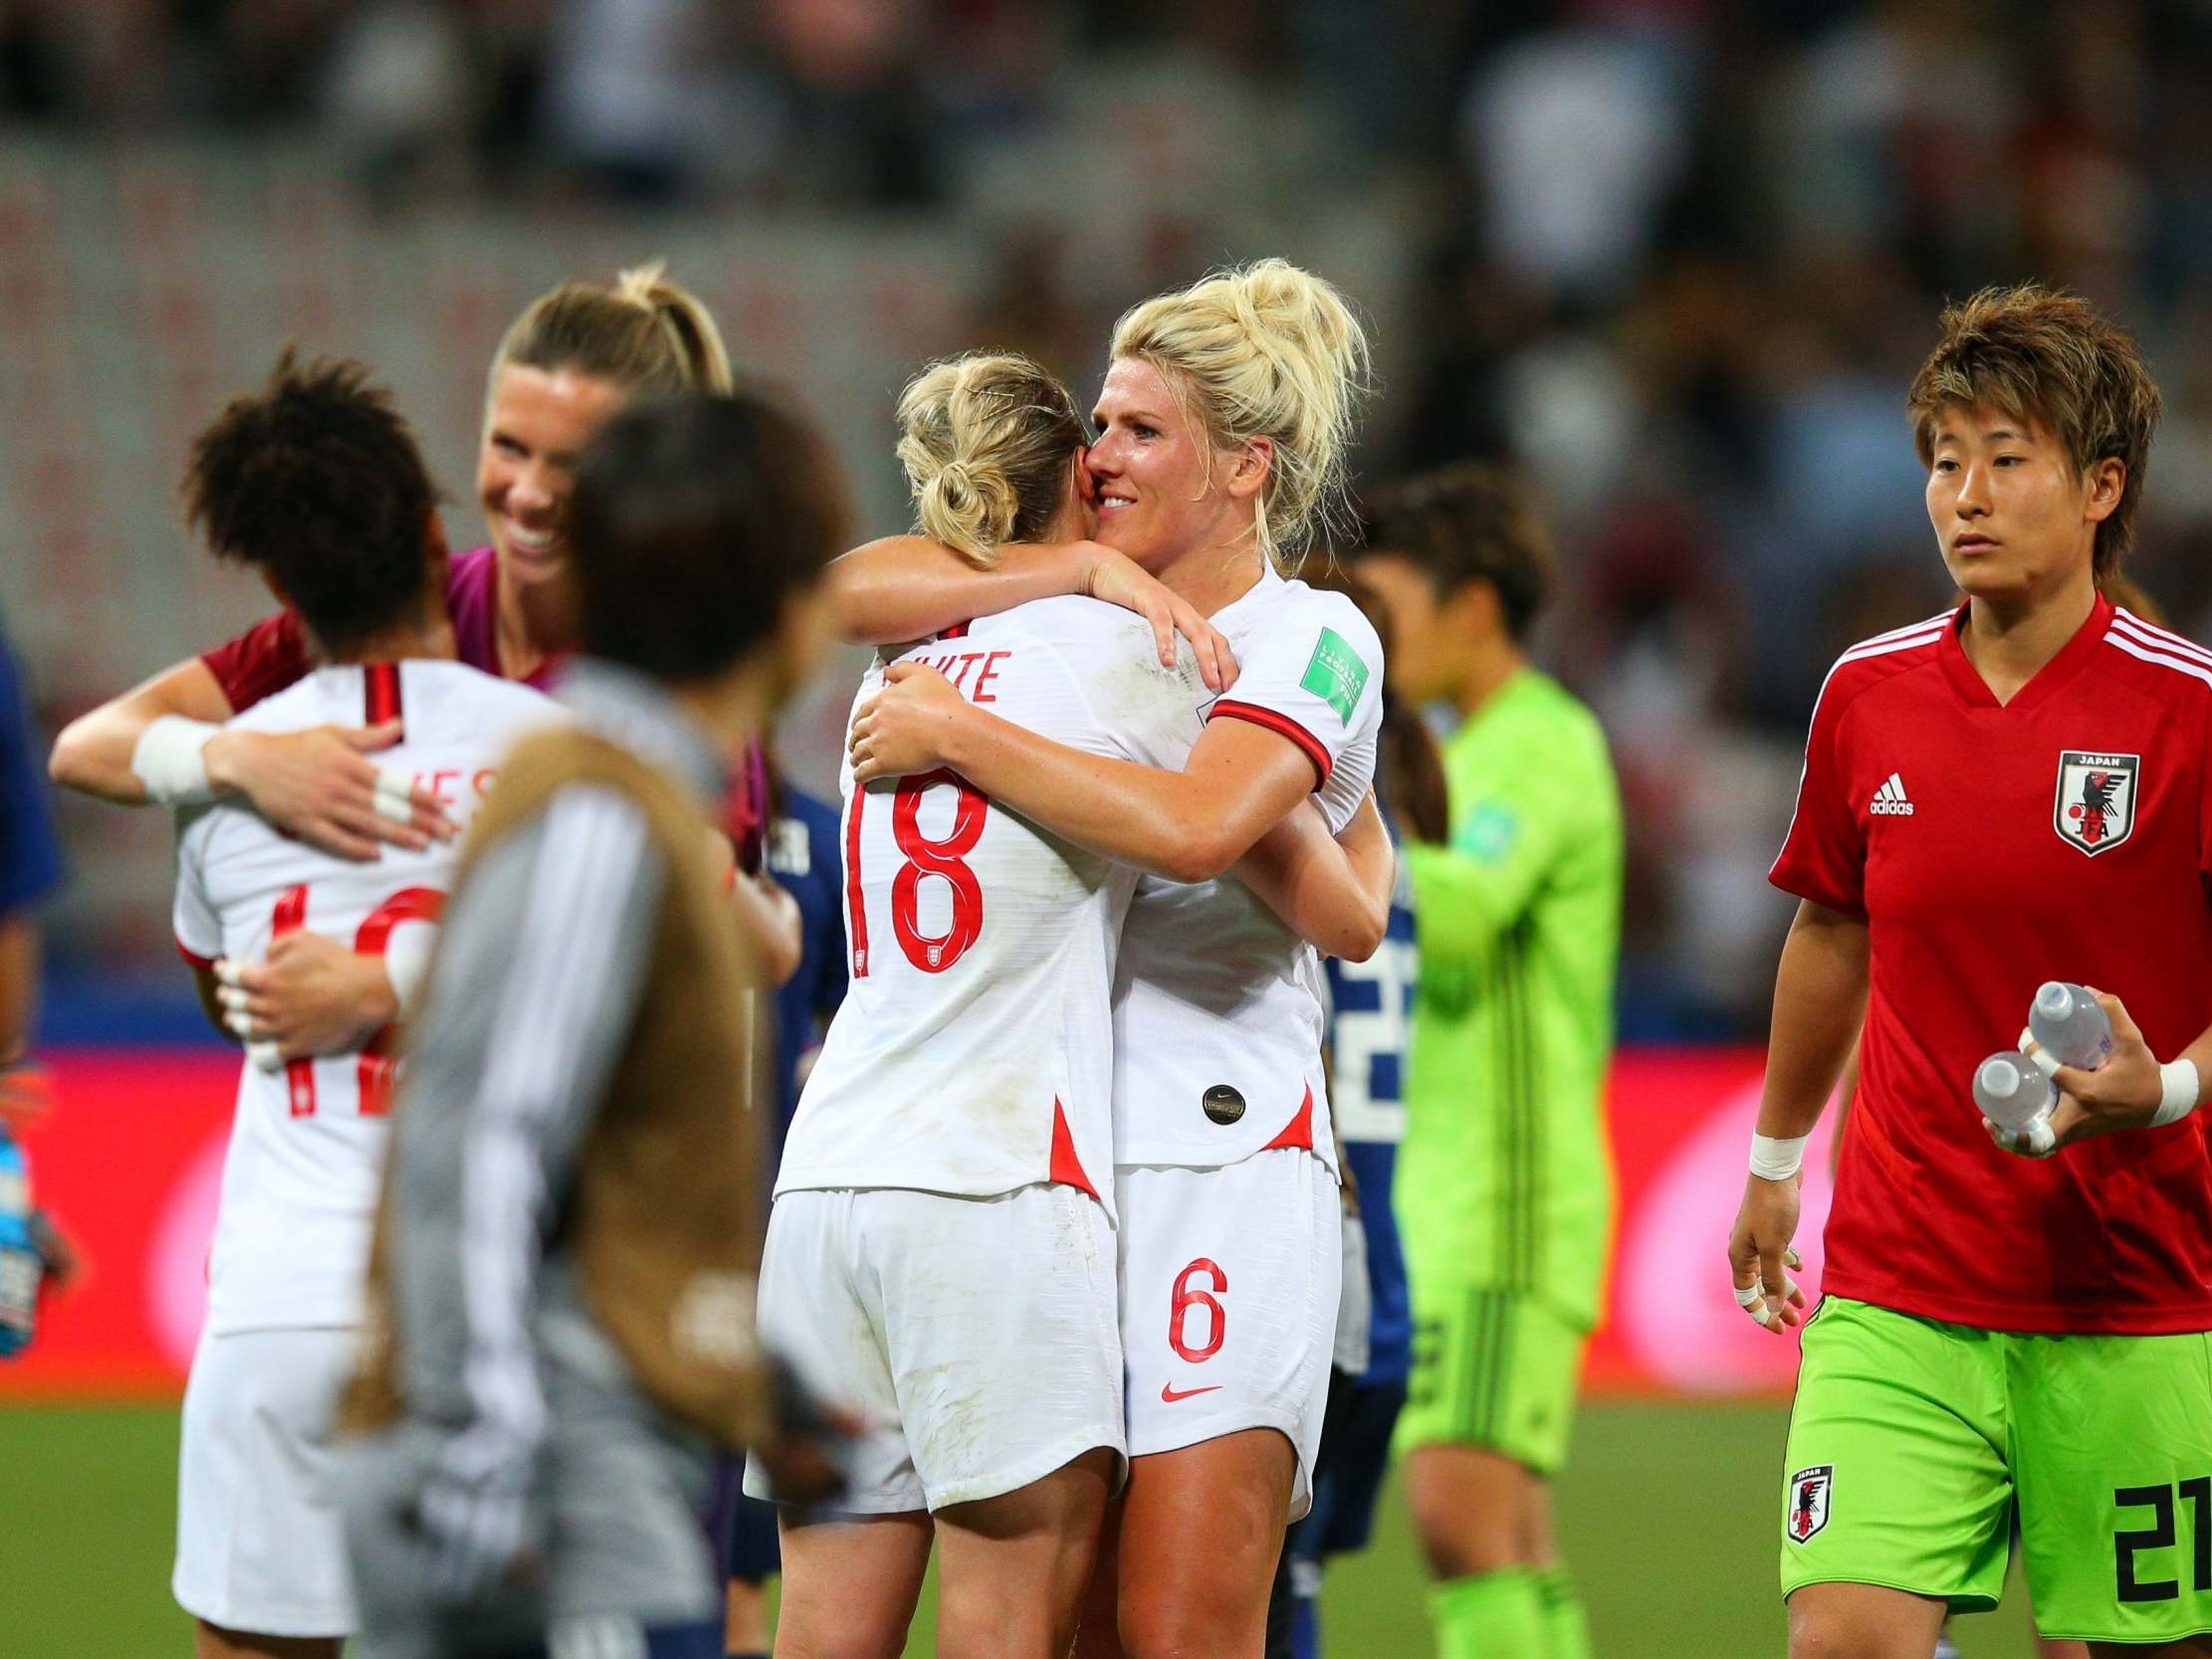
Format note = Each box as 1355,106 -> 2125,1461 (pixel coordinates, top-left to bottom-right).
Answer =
1773,596 -> 2212,1335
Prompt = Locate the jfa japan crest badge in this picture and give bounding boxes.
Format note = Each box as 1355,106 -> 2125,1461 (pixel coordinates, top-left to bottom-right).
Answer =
2054,751 -> 2140,857
1787,1466 -> 1833,1544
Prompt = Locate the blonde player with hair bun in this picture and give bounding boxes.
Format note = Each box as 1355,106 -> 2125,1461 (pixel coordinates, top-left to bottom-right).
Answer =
894,352 -> 1085,567
759,347 -> 1386,1659
846,259 -> 1390,1659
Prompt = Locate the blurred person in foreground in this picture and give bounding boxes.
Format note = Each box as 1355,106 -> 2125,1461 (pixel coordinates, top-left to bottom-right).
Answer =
164,352 -> 562,1659
1352,464 -> 1622,1659
1264,566 -> 1447,1659
0,602 -> 69,1355
1731,286 -> 2212,1657
336,391 -> 849,1659
0,614 -> 61,1070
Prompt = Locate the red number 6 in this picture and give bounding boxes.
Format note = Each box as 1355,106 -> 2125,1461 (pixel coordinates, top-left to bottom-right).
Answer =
1169,1257 -> 1227,1363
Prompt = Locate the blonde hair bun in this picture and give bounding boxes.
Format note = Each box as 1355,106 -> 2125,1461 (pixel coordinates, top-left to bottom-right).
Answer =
1111,258 -> 1371,571
896,353 -> 1088,568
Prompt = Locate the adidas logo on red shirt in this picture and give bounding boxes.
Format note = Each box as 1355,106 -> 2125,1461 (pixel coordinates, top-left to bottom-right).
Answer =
1870,773 -> 1914,816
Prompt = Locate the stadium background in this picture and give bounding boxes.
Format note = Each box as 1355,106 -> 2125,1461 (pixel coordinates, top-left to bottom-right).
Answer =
2,0 -> 2203,1652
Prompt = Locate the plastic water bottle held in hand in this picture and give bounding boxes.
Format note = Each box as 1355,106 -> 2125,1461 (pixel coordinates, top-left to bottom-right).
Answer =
2027,981 -> 2113,1072
0,1127 -> 38,1358
1974,1051 -> 2057,1137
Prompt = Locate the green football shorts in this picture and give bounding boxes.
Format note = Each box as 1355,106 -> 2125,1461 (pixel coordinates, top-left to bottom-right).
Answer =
1781,1296 -> 2212,1644
1395,1283 -> 1586,1477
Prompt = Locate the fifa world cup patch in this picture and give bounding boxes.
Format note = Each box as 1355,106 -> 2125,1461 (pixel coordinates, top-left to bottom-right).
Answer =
1787,1465 -> 1833,1544
1300,628 -> 1371,726
2053,750 -> 2139,857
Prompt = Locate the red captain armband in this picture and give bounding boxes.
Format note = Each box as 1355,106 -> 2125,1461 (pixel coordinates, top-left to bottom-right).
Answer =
1208,701 -> 1330,789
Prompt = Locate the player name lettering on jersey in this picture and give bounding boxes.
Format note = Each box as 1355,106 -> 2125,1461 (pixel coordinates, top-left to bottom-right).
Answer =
903,646 -> 1013,703
409,766 -> 503,822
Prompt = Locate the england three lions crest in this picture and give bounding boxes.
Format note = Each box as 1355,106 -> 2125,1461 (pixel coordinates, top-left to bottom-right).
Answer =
2054,751 -> 2140,857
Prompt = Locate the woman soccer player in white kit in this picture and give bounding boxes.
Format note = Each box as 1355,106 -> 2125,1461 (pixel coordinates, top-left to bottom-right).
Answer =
847,260 -> 1382,1659
165,356 -> 562,1659
758,348 -> 1387,1659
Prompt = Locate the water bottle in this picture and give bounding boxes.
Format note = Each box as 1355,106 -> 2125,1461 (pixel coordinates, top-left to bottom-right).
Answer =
1973,1051 -> 2057,1136
0,1126 -> 37,1358
2027,981 -> 2113,1072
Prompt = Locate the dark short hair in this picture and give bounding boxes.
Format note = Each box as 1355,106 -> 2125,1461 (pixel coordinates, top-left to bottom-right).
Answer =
1358,462 -> 1553,642
568,391 -> 848,682
1906,284 -> 2162,579
182,350 -> 439,659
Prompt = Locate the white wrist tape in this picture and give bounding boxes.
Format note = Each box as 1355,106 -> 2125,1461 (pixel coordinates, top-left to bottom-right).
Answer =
129,716 -> 220,805
2152,1059 -> 2200,1129
1749,1133 -> 1809,1180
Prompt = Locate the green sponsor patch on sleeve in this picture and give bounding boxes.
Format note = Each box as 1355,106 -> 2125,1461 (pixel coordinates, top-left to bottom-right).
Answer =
1299,627 -> 1371,726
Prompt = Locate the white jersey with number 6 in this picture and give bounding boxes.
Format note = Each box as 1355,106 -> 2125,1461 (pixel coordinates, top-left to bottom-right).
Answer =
776,598 -> 1198,1214
172,661 -> 560,1336
1112,563 -> 1386,1170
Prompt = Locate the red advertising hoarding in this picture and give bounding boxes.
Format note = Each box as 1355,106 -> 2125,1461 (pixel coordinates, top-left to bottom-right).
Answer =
0,1044 -> 1836,1400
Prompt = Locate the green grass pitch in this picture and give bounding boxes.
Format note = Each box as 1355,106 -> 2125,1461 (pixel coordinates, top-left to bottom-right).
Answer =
0,1400 -> 2048,1657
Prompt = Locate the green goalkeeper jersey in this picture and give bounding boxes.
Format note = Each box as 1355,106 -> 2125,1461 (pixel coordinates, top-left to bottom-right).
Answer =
1398,667 -> 1622,1329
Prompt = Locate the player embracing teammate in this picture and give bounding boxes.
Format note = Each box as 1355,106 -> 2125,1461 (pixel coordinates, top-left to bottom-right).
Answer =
751,350 -> 1207,1659
843,260 -> 1385,1659
165,354 -> 560,1659
1733,285 -> 2212,1657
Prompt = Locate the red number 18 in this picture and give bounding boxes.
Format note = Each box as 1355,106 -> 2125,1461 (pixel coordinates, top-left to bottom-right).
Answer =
846,769 -> 991,978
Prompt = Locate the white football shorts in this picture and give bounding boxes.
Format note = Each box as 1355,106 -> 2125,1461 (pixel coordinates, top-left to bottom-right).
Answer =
174,1324 -> 359,1636
745,1180 -> 1124,1513
1117,1147 -> 1341,1521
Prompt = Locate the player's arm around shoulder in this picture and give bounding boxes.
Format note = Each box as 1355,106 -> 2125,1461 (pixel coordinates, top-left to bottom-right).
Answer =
52,653 -> 450,857
828,534 -> 1234,691
850,620 -> 1305,884
51,654 -> 236,803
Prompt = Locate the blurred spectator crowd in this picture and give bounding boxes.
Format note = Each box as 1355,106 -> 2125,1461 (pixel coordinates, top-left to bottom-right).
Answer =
11,0 -> 2212,1036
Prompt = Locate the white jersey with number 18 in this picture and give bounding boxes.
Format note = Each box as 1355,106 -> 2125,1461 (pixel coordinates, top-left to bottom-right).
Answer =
172,661 -> 561,1337
776,597 -> 1199,1216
